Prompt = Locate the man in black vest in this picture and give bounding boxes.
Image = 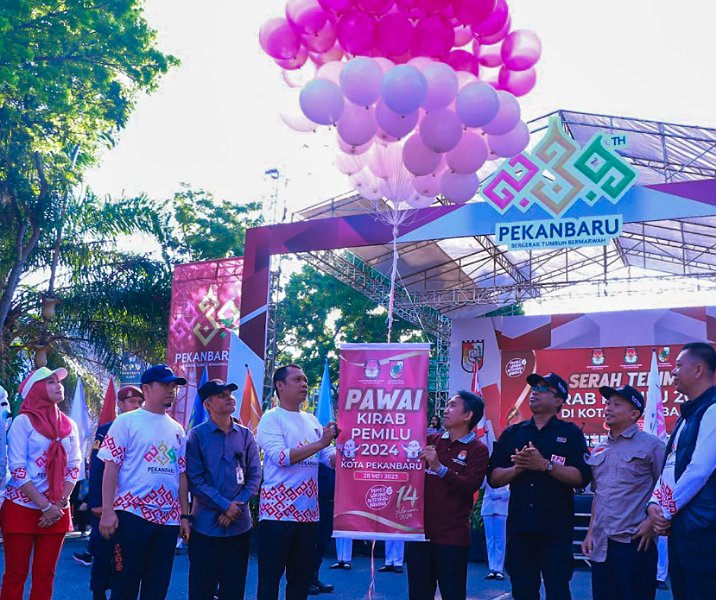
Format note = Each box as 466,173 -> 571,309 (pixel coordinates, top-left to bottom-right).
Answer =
488,372 -> 591,600
647,342 -> 716,600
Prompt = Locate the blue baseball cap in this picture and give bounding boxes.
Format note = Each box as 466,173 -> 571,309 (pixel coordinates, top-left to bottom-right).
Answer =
140,364 -> 187,386
599,384 -> 645,414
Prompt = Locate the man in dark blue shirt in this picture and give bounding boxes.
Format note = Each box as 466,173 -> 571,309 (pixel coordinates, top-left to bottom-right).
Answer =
185,379 -> 261,600
488,372 -> 591,600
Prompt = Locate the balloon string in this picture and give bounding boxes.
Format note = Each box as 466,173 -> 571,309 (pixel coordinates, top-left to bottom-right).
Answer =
387,222 -> 399,343
368,540 -> 376,600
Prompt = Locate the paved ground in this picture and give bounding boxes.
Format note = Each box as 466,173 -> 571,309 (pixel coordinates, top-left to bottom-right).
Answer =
0,533 -> 674,599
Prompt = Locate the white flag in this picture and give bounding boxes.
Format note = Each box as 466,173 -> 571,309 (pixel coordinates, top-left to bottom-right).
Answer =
69,376 -> 93,478
643,350 -> 667,443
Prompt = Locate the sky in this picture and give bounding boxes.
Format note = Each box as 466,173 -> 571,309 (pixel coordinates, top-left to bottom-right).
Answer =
85,0 -> 716,214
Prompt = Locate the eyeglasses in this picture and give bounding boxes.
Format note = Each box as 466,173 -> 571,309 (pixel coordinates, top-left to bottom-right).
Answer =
531,385 -> 556,394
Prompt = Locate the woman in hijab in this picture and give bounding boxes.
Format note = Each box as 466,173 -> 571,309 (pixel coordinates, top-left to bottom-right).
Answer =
0,367 -> 82,600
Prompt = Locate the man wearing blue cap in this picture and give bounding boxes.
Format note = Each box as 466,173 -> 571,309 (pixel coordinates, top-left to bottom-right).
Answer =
488,372 -> 591,600
582,384 -> 665,600
98,364 -> 191,600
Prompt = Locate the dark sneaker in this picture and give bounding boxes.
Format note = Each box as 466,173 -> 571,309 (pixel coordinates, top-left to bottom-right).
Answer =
656,580 -> 669,590
313,579 -> 334,593
72,552 -> 92,566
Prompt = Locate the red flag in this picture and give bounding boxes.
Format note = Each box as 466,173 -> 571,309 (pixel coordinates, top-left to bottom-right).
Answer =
471,362 -> 487,442
239,368 -> 263,434
99,377 -> 117,426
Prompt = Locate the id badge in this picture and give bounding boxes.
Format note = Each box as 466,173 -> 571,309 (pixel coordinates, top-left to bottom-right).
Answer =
236,466 -> 245,485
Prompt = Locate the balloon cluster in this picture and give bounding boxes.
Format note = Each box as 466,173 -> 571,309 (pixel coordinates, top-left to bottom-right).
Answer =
260,0 -> 541,205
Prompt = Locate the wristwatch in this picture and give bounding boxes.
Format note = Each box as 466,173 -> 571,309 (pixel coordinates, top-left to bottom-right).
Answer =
180,514 -> 193,522
544,460 -> 554,473
41,503 -> 53,513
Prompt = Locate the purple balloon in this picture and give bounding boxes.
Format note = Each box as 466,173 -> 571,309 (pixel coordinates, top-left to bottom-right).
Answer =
259,17 -> 302,60
422,62 -> 459,110
413,172 -> 442,196
488,120 -> 530,157
455,81 -> 499,127
498,67 -> 537,97
417,0 -> 452,13
286,0 -> 329,36
403,134 -> 442,175
338,136 -> 373,154
375,13 -> 413,58
482,90 -> 521,135
446,131 -> 488,173
441,171 -> 479,204
381,65 -> 428,114
501,30 -> 541,71
413,16 -> 455,58
395,0 -> 428,20
340,57 -> 383,106
472,0 -> 508,36
452,0 -> 496,26
337,11 -> 377,56
300,78 -> 345,124
356,0 -> 394,16
337,103 -> 378,146
376,101 -> 419,138
319,0 -> 354,14
420,108 -> 463,152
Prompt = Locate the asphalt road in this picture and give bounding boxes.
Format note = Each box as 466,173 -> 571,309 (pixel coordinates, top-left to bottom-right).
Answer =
0,534 -> 674,599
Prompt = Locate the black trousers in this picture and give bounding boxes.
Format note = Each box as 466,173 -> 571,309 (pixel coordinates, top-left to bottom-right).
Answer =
669,526 -> 716,600
313,498 -> 334,578
111,510 -> 179,600
406,542 -> 469,600
257,520 -> 318,600
188,530 -> 250,600
506,533 -> 573,600
591,539 -> 656,600
88,515 -> 113,593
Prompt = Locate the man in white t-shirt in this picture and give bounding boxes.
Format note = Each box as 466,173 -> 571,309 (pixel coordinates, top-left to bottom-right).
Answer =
257,364 -> 337,600
98,364 -> 190,600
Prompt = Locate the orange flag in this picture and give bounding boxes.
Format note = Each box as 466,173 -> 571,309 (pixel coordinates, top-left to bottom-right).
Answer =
240,368 -> 263,434
99,377 -> 117,426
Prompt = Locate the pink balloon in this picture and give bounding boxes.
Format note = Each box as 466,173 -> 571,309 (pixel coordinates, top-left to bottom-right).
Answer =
337,103 -> 378,146
303,17 -> 337,52
454,25 -> 473,47
413,172 -> 442,196
488,120 -> 530,157
316,60 -> 343,83
413,16 -> 455,58
498,66 -> 537,97
395,0 -> 428,20
452,0 -> 496,26
501,30 -> 542,71
417,0 -> 451,13
477,42 -> 503,68
338,136 -> 373,154
447,49 -> 479,74
375,13 -> 414,58
286,0 -> 329,36
420,108 -> 463,153
472,0 -> 508,37
276,45 -> 309,70
319,0 -> 354,14
446,131 -> 488,173
337,11 -> 377,56
456,70 -> 478,89
406,193 -> 435,208
374,57 -> 396,73
259,17 -> 302,60
367,142 -> 404,179
406,56 -> 433,72
376,101 -> 419,138
479,15 -> 511,44
309,43 -> 344,65
403,134 -> 442,175
335,152 -> 368,175
482,90 -> 520,135
356,0 -> 394,16
441,171 -> 479,204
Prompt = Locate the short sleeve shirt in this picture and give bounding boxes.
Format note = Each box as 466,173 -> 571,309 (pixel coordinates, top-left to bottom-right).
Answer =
98,409 -> 186,526
488,416 -> 591,540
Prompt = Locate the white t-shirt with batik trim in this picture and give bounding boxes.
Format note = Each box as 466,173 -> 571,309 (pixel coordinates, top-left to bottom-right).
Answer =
98,408 -> 186,526
257,407 -> 335,523
5,414 -> 82,509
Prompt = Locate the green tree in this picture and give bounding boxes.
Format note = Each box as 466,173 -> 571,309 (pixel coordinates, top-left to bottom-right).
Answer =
0,0 -> 177,365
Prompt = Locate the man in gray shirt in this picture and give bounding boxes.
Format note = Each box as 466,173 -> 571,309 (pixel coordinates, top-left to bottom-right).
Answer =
186,379 -> 261,600
582,384 -> 665,600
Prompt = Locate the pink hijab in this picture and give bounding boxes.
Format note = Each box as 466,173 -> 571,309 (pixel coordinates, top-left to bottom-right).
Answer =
19,370 -> 72,503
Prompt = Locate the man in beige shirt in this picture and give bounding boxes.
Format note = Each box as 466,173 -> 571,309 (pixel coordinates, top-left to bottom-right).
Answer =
582,384 -> 665,600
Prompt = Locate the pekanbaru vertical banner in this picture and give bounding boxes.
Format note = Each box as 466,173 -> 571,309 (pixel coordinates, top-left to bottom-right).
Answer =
334,343 -> 430,541
166,258 -> 243,427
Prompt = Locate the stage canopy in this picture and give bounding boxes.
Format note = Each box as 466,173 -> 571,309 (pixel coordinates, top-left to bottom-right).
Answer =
294,109 -> 716,320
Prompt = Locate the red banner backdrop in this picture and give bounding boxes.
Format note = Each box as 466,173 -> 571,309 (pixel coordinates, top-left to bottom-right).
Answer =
500,345 -> 682,435
334,343 -> 430,541
166,258 -> 243,426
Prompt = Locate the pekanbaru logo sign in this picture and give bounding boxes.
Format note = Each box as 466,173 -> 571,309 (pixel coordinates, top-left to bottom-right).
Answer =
487,117 -> 637,251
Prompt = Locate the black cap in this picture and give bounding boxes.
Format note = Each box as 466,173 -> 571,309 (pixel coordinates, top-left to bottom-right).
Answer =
526,372 -> 569,401
198,379 -> 238,401
599,384 -> 645,414
140,364 -> 187,386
